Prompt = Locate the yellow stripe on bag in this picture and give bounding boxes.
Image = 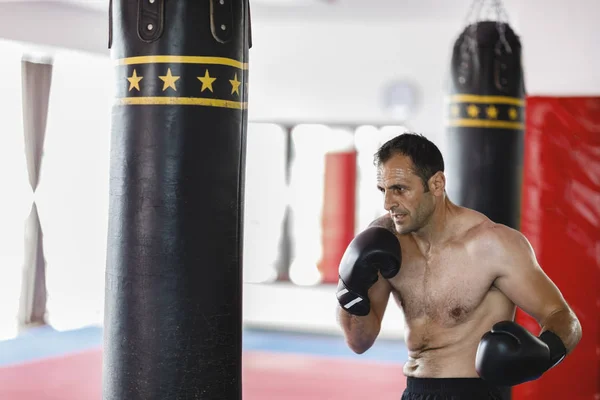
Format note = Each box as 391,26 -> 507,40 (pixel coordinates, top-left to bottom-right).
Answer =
116,97 -> 247,109
446,94 -> 525,106
445,118 -> 524,130
115,56 -> 248,70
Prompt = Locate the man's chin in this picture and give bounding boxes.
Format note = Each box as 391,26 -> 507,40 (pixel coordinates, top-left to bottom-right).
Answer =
394,222 -> 410,235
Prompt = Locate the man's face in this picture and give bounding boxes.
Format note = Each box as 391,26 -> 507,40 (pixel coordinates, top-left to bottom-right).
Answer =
376,154 -> 435,235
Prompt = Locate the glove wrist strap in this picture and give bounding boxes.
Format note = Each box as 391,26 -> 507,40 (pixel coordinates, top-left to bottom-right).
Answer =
336,279 -> 370,317
539,330 -> 567,370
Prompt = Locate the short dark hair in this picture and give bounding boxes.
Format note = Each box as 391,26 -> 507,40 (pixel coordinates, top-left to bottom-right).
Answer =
374,132 -> 445,189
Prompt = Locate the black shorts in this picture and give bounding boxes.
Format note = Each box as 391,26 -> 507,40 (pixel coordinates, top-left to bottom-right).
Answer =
401,377 -> 511,400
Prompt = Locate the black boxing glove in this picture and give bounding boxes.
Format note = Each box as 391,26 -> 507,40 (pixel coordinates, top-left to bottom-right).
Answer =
475,320 -> 567,386
336,227 -> 401,316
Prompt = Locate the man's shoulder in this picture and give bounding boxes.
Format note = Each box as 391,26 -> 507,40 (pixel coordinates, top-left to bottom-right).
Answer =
368,214 -> 395,232
475,221 -> 525,245
461,216 -> 532,260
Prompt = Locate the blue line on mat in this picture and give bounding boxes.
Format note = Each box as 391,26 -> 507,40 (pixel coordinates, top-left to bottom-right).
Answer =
0,326 -> 406,368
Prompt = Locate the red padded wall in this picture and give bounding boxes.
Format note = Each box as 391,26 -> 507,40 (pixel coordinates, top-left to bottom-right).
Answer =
514,97 -> 600,400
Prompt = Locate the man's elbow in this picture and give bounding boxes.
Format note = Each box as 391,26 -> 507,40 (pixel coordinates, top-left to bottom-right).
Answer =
346,337 -> 376,354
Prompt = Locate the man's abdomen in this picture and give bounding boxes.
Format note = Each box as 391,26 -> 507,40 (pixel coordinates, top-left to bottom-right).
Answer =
402,291 -> 515,378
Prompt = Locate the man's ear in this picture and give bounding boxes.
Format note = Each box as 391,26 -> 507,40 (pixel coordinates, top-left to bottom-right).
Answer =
428,171 -> 446,196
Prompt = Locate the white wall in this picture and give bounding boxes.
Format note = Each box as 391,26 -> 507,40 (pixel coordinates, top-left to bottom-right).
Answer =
515,0 -> 600,95
247,19 -> 459,139
0,2 -> 109,55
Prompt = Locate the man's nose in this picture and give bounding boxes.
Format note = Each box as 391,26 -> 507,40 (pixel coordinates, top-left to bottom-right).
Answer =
383,191 -> 397,212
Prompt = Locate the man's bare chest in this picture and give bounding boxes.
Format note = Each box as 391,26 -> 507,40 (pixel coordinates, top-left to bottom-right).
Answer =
388,250 -> 496,326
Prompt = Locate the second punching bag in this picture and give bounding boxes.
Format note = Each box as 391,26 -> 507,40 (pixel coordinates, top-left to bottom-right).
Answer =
445,21 -> 525,229
103,1 -> 250,400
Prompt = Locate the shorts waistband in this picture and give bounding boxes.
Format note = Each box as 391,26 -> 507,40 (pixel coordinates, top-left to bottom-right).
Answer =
406,377 -> 497,394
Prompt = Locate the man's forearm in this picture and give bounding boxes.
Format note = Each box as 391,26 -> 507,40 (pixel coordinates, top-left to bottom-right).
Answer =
540,307 -> 582,354
337,306 -> 381,353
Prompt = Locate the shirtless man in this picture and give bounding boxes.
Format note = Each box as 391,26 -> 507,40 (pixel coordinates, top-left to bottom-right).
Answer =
336,133 -> 582,399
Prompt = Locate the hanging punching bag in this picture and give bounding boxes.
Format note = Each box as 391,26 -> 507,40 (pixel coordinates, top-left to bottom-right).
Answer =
103,1 -> 250,399
445,20 -> 525,229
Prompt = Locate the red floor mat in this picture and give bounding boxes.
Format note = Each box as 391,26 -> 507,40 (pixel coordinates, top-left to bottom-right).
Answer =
0,349 -> 406,400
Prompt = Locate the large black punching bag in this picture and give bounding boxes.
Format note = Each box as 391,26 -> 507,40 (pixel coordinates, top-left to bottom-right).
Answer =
103,1 -> 251,399
445,20 -> 525,229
